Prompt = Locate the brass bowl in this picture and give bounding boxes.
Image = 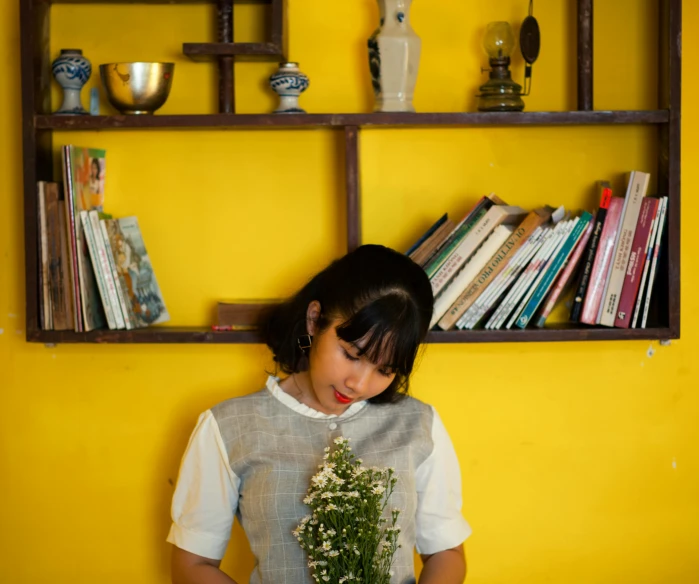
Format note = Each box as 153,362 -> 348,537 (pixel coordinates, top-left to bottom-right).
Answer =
100,62 -> 174,115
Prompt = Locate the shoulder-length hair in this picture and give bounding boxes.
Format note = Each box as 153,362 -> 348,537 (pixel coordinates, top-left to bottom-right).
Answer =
263,244 -> 434,403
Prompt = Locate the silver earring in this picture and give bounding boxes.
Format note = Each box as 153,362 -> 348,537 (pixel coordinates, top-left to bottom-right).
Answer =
297,334 -> 313,352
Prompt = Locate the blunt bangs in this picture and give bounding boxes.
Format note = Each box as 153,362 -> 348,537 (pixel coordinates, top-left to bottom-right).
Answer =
334,293 -> 423,377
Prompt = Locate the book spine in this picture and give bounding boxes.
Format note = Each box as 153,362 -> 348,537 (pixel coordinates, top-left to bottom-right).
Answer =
458,228 -> 545,330
90,211 -> 126,329
535,217 -> 594,328
436,209 -> 550,330
580,198 -> 624,325
600,171 -> 650,326
62,146 -> 83,332
614,197 -> 659,328
570,183 -> 612,322
57,200 -> 75,330
45,183 -> 70,331
80,211 -> 117,329
422,196 -> 494,271
406,213 -> 447,256
517,215 -> 591,329
487,225 -> 561,329
430,225 -> 515,328
100,220 -> 134,330
640,197 -> 668,328
37,182 -> 51,330
425,205 -> 490,279
632,197 -> 664,328
507,220 -> 574,329
412,219 -> 455,267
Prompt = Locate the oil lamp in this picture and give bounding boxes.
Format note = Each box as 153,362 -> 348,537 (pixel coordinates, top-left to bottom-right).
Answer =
477,2 -> 540,112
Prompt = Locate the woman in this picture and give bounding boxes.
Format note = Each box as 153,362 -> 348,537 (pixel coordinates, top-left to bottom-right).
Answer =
168,244 -> 471,583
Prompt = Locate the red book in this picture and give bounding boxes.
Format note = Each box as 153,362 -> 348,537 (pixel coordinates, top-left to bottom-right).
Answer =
614,197 -> 660,328
580,197 -> 624,325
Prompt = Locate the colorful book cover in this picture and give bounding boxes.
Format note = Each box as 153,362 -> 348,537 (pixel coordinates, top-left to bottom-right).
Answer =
459,227 -> 547,330
437,206 -> 553,330
600,171 -> 651,326
580,197 -> 624,325
570,181 -> 612,322
632,197 -> 665,328
640,198 -> 668,328
505,218 -> 574,329
81,211 -> 118,330
535,216 -> 595,328
516,213 -> 593,329
614,197 -> 660,328
423,194 -> 505,279
103,217 -> 169,327
64,145 -> 107,331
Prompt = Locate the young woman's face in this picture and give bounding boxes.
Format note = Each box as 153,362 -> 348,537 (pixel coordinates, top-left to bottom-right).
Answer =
307,318 -> 397,415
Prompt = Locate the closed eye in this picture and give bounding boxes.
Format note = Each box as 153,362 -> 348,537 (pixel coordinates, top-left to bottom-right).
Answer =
378,367 -> 394,378
342,348 -> 360,362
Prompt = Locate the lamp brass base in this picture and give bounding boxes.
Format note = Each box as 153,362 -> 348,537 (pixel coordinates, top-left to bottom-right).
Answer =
477,76 -> 525,112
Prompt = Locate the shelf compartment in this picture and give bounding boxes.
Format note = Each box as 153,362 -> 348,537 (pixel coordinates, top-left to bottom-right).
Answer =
29,326 -> 674,345
183,42 -> 283,62
35,110 -> 671,130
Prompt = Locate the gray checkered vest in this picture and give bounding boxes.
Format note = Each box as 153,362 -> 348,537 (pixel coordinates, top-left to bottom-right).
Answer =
211,386 -> 434,584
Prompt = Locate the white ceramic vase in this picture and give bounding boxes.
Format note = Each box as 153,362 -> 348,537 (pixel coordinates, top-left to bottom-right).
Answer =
368,0 -> 421,112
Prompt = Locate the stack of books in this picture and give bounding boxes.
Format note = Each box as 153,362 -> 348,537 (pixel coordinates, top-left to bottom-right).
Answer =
37,145 -> 169,332
406,171 -> 667,331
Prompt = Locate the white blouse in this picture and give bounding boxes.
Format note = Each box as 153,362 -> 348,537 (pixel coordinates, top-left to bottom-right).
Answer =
167,376 -> 471,560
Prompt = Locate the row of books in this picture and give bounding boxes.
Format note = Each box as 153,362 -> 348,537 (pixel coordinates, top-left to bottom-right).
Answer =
37,145 -> 169,332
406,170 -> 667,331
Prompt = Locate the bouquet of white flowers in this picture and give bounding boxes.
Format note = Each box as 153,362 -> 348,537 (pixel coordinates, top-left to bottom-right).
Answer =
293,436 -> 401,584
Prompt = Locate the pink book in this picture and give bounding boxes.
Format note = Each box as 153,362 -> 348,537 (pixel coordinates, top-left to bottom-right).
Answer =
614,197 -> 660,328
580,197 -> 624,325
535,217 -> 594,328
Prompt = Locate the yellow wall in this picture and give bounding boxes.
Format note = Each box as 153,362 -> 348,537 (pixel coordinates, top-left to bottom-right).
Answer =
1,0 -> 698,582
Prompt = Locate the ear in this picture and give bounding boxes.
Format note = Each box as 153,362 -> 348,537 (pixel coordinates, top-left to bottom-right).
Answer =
306,300 -> 322,336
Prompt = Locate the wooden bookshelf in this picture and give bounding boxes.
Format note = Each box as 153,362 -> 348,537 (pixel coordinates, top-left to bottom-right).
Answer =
19,0 -> 682,345
29,326 -> 675,345
35,110 -> 671,130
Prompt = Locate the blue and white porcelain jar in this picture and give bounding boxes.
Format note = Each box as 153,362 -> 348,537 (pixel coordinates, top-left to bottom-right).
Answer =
269,62 -> 309,114
52,49 -> 92,115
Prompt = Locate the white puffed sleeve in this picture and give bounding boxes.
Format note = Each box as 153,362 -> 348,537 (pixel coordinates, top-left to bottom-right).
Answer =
167,410 -> 241,560
414,406 -> 472,554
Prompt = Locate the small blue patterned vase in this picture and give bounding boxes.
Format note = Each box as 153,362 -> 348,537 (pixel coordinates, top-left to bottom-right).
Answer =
269,62 -> 309,114
52,49 -> 92,115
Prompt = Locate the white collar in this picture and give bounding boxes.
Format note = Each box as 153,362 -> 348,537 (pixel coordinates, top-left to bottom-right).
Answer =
265,375 -> 368,420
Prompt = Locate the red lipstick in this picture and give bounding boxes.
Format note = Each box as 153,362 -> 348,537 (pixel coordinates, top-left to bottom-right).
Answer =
334,389 -> 352,404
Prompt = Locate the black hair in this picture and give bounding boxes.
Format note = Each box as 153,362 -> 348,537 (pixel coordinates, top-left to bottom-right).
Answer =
264,244 -> 434,404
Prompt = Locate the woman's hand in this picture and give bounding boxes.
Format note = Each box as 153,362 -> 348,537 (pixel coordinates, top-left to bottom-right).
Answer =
419,544 -> 466,584
171,546 -> 239,584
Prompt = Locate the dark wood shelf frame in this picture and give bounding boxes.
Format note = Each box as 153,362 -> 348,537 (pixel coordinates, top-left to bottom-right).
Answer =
35,110 -> 671,130
20,0 -> 681,345
29,326 -> 675,345
182,42 -> 284,62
